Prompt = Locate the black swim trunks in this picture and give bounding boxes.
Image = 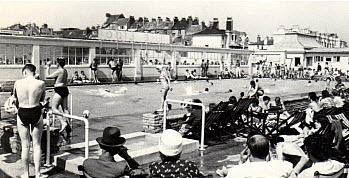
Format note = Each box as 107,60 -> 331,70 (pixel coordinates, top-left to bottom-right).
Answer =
111,67 -> 117,71
18,106 -> 42,126
55,87 -> 69,99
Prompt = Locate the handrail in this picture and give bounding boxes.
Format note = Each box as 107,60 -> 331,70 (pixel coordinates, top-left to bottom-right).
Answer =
45,110 -> 90,166
163,99 -> 206,151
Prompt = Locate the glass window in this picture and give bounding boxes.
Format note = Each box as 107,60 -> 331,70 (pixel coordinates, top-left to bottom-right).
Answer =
95,47 -> 132,65
0,44 -> 32,65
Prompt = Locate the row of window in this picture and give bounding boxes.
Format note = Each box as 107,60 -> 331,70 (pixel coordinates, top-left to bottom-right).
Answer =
314,56 -> 341,63
0,44 -> 32,65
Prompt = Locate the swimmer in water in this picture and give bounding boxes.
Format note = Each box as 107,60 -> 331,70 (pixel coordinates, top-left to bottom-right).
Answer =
156,66 -> 171,112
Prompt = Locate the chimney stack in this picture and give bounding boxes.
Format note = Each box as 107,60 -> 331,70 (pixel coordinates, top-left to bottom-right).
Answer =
257,35 -> 261,42
129,16 -> 135,26
213,18 -> 219,29
144,17 -> 149,23
193,17 -> 199,25
201,21 -> 206,30
187,16 -> 193,26
226,17 -> 233,31
157,17 -> 163,24
174,16 -> 179,24
152,18 -> 156,23
209,21 -> 213,28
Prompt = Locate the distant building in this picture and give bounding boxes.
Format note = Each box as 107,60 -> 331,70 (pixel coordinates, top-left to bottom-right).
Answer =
249,35 -> 274,50
192,17 -> 247,49
250,25 -> 349,75
0,23 -> 53,36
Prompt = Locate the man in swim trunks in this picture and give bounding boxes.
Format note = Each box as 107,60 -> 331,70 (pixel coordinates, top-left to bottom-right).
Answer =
90,58 -> 99,83
108,58 -> 117,82
13,64 -> 47,178
156,66 -> 171,112
46,58 -> 71,140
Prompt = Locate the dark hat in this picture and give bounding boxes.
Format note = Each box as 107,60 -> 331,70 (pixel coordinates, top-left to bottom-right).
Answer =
96,127 -> 126,148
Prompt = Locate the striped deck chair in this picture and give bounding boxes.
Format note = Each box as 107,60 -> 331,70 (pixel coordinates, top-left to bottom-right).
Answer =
189,101 -> 229,143
222,98 -> 255,137
270,111 -> 306,136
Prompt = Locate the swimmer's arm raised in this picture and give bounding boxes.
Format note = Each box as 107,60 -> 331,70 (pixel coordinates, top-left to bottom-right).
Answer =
46,70 -> 59,79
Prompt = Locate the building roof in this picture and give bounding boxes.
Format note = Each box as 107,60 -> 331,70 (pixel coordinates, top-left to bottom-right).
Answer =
185,25 -> 202,35
192,28 -> 225,36
305,47 -> 349,53
172,21 -> 188,30
102,14 -> 125,28
156,21 -> 174,30
114,18 -> 129,26
270,33 -> 322,50
140,21 -> 157,31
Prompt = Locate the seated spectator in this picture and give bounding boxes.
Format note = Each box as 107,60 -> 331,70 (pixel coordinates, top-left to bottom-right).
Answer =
248,98 -> 261,113
226,134 -> 293,178
247,80 -> 264,98
333,90 -> 345,108
178,99 -> 202,139
320,90 -> 335,109
298,134 -> 345,178
80,71 -> 89,83
334,76 -> 345,96
226,96 -> 238,110
273,97 -> 290,118
149,129 -> 203,177
273,137 -> 309,175
185,69 -> 192,80
71,71 -> 82,83
304,92 -> 321,128
238,92 -> 245,102
191,70 -> 198,79
260,96 -> 271,113
83,127 -> 140,178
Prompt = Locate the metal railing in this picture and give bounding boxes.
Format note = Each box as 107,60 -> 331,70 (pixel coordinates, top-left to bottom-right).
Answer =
163,99 -> 206,151
45,111 -> 90,166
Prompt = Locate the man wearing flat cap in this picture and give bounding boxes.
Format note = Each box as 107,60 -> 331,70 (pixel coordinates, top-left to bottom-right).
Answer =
83,127 -> 140,177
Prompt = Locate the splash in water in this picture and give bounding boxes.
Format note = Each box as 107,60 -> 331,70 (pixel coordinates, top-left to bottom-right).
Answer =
85,87 -> 127,97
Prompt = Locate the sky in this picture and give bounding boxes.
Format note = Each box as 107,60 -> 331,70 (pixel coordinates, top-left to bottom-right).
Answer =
1,1 -> 349,42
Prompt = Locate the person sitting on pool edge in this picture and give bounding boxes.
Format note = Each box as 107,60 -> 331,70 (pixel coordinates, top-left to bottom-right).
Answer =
83,127 -> 141,177
149,129 -> 203,177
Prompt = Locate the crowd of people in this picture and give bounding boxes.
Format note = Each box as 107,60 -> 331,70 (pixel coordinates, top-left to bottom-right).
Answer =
252,62 -> 347,81
5,56 -> 349,177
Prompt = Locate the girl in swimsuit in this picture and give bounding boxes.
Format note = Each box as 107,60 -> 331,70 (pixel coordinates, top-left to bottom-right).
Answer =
157,66 -> 171,112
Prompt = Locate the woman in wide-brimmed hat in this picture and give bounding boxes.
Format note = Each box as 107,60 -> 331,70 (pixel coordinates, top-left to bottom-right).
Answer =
149,129 -> 203,177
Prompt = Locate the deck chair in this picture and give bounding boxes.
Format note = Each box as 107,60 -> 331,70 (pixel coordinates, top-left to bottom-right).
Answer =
313,164 -> 348,178
270,111 -> 306,136
223,98 -> 255,137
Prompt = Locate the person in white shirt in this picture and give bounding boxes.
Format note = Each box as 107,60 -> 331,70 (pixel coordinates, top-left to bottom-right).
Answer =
298,134 -> 344,178
226,134 -> 294,178
332,90 -> 344,108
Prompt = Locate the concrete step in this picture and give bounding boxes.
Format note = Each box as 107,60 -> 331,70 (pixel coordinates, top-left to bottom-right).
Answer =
52,132 -> 199,174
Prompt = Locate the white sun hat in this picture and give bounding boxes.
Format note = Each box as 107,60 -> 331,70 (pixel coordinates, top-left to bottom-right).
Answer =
159,129 -> 183,156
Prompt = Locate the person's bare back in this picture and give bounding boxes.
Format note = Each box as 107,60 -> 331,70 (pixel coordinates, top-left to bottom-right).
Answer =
48,68 -> 68,87
14,77 -> 45,108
